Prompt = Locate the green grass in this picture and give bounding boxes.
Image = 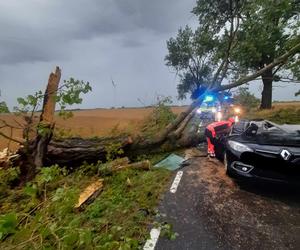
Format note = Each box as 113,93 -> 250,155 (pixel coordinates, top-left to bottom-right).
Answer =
0,155 -> 172,249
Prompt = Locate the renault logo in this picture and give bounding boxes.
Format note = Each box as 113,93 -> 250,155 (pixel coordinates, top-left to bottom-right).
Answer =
280,149 -> 291,161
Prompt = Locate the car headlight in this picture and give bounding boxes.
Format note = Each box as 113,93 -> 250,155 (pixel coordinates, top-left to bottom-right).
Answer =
227,140 -> 253,153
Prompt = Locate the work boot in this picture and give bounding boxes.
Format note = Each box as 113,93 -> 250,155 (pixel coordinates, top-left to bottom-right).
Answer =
208,152 -> 215,158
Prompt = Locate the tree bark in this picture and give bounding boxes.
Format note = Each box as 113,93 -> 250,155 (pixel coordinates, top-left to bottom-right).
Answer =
19,67 -> 61,179
172,107 -> 197,138
46,136 -> 133,166
45,132 -> 205,167
33,67 -> 61,168
260,69 -> 273,109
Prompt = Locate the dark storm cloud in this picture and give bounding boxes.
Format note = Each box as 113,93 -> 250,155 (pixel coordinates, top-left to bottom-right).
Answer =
0,0 -> 201,110
0,0 -> 297,110
0,0 -> 195,65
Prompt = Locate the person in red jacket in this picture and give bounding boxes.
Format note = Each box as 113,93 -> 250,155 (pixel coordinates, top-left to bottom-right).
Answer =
205,117 -> 235,157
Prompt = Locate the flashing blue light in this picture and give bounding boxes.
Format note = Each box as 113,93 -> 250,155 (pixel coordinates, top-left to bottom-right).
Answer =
204,95 -> 214,102
224,96 -> 229,100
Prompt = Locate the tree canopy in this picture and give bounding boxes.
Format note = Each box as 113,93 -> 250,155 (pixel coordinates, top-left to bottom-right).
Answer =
0,101 -> 9,113
166,0 -> 300,108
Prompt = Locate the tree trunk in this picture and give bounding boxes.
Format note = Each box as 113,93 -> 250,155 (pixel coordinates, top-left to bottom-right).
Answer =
260,68 -> 273,109
33,67 -> 61,168
19,67 -> 61,179
46,136 -> 133,166
45,129 -> 206,167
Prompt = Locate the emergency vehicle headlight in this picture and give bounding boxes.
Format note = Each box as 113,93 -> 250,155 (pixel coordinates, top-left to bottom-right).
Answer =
196,108 -> 202,114
234,107 -> 241,114
228,140 -> 253,153
204,95 -> 214,102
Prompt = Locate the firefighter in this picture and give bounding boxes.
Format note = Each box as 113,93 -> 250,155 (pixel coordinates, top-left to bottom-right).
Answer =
205,117 -> 235,157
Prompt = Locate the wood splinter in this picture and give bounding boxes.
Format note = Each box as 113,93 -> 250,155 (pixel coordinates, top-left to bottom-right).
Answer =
75,179 -> 104,209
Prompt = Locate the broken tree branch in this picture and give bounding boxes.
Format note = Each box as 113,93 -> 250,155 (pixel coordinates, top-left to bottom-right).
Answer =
216,41 -> 300,92
173,107 -> 197,138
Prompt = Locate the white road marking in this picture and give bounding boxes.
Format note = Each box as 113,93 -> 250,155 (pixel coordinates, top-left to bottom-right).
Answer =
170,171 -> 183,193
143,227 -> 161,250
144,170 -> 183,249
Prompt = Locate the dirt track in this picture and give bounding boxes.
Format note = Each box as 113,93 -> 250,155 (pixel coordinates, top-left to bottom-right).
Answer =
156,156 -> 300,250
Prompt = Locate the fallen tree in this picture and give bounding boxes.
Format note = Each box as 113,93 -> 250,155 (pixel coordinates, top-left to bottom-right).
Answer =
1,40 -> 299,173
46,136 -> 133,166
42,41 -> 300,166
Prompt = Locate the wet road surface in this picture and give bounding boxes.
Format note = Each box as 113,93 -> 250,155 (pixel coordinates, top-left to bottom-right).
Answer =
155,156 -> 300,250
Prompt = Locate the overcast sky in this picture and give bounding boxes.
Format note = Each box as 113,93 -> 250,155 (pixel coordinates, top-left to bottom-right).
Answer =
0,0 -> 299,110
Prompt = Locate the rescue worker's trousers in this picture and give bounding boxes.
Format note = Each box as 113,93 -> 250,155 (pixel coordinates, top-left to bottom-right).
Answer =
204,128 -> 215,154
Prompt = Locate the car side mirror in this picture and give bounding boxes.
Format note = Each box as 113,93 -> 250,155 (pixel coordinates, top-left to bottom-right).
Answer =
244,123 -> 258,137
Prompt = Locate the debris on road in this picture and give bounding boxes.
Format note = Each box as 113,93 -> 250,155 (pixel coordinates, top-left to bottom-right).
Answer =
154,153 -> 185,171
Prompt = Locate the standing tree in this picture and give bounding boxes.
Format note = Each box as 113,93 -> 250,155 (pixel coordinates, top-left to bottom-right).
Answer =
228,0 -> 300,109
167,0 -> 300,109
0,102 -> 9,113
165,26 -> 217,100
0,90 -> 10,113
166,0 -> 244,100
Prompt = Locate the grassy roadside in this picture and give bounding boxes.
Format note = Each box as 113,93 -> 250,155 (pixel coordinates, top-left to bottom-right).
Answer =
0,154 -> 172,249
244,103 -> 300,124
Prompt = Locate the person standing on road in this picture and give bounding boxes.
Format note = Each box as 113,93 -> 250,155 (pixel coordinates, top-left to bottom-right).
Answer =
205,118 -> 235,157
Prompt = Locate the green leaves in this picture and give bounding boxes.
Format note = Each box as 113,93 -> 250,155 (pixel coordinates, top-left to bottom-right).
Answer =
165,17 -> 220,99
105,142 -> 124,162
0,101 -> 9,113
24,183 -> 38,199
167,0 -> 300,101
141,96 -> 176,137
56,78 -> 92,118
37,165 -> 63,184
0,213 -> 18,240
52,187 -> 65,202
15,91 -> 43,113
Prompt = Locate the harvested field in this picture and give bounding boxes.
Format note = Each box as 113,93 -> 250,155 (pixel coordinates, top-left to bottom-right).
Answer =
1,102 -> 299,151
0,106 -> 186,151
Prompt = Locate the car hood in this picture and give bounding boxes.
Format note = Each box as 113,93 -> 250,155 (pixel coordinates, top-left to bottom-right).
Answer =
229,132 -> 300,148
255,132 -> 300,147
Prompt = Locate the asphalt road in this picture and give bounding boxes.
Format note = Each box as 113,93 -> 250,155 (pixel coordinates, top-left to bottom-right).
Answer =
155,155 -> 300,250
